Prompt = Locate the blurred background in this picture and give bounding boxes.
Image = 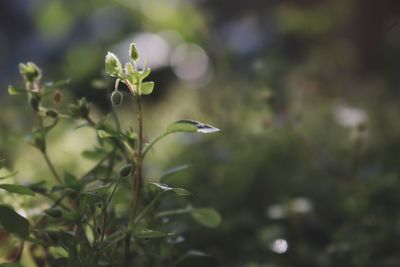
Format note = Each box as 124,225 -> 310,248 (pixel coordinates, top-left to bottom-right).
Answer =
1,0 -> 400,266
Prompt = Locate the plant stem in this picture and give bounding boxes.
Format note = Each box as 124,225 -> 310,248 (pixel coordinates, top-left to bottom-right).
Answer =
130,93 -> 143,221
42,150 -> 62,184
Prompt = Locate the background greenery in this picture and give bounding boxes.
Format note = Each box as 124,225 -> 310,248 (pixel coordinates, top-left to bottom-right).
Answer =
1,0 -> 400,266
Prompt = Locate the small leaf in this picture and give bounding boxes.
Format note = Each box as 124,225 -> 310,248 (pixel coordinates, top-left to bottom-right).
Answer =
105,52 -> 122,77
0,184 -> 36,196
64,172 -> 78,187
0,205 -> 30,239
8,85 -> 26,95
149,182 -> 172,192
149,183 -> 191,197
0,159 -> 6,169
167,120 -> 220,134
135,228 -> 173,239
174,250 -> 209,266
141,82 -> 154,95
97,129 -> 119,138
172,188 -> 192,196
28,181 -> 47,194
191,208 -> 222,228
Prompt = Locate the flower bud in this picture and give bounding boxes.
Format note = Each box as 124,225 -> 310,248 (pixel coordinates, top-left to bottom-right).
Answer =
105,52 -> 122,77
45,208 -> 63,218
129,43 -> 139,61
19,62 -> 42,83
119,163 -> 133,177
111,90 -> 123,106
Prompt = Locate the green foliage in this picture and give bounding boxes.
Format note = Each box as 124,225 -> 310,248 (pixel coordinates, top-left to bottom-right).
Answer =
2,43 -> 220,266
0,205 -> 30,239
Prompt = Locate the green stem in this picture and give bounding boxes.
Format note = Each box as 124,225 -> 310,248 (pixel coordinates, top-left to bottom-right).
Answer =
133,192 -> 162,227
42,150 -> 62,184
142,132 -> 170,159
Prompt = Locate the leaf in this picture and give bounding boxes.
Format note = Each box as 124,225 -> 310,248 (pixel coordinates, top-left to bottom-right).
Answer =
167,120 -> 220,134
0,159 -> 6,169
149,182 -> 191,197
172,188 -> 192,196
28,181 -> 47,194
81,148 -> 107,160
149,182 -> 172,192
0,184 -> 36,196
58,231 -> 77,254
97,129 -> 120,139
191,208 -> 222,228
135,228 -> 173,239
105,52 -> 122,77
0,205 -> 30,238
64,172 -> 78,187
141,82 -> 154,95
8,85 -> 27,95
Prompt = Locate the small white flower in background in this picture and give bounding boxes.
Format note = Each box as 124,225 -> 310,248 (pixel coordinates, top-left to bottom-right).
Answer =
291,197 -> 313,214
333,102 -> 368,128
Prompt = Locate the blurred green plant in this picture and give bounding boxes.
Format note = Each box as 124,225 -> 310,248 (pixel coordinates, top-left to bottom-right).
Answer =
2,43 -> 221,267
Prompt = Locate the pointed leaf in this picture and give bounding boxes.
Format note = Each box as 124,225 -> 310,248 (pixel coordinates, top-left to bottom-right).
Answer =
97,129 -> 120,138
172,188 -> 192,196
8,85 -> 27,95
167,120 -> 220,134
105,52 -> 122,77
141,82 -> 154,95
0,184 -> 36,196
0,205 -> 30,239
191,208 -> 222,228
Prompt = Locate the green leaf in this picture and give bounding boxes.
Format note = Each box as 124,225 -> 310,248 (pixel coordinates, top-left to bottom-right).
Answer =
0,159 -> 6,169
8,85 -> 27,95
191,208 -> 222,228
135,228 -> 173,239
167,120 -> 220,134
105,52 -> 122,77
149,182 -> 191,197
97,128 -> 120,138
0,205 -> 30,238
141,82 -> 154,95
0,184 -> 36,196
172,188 -> 192,196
